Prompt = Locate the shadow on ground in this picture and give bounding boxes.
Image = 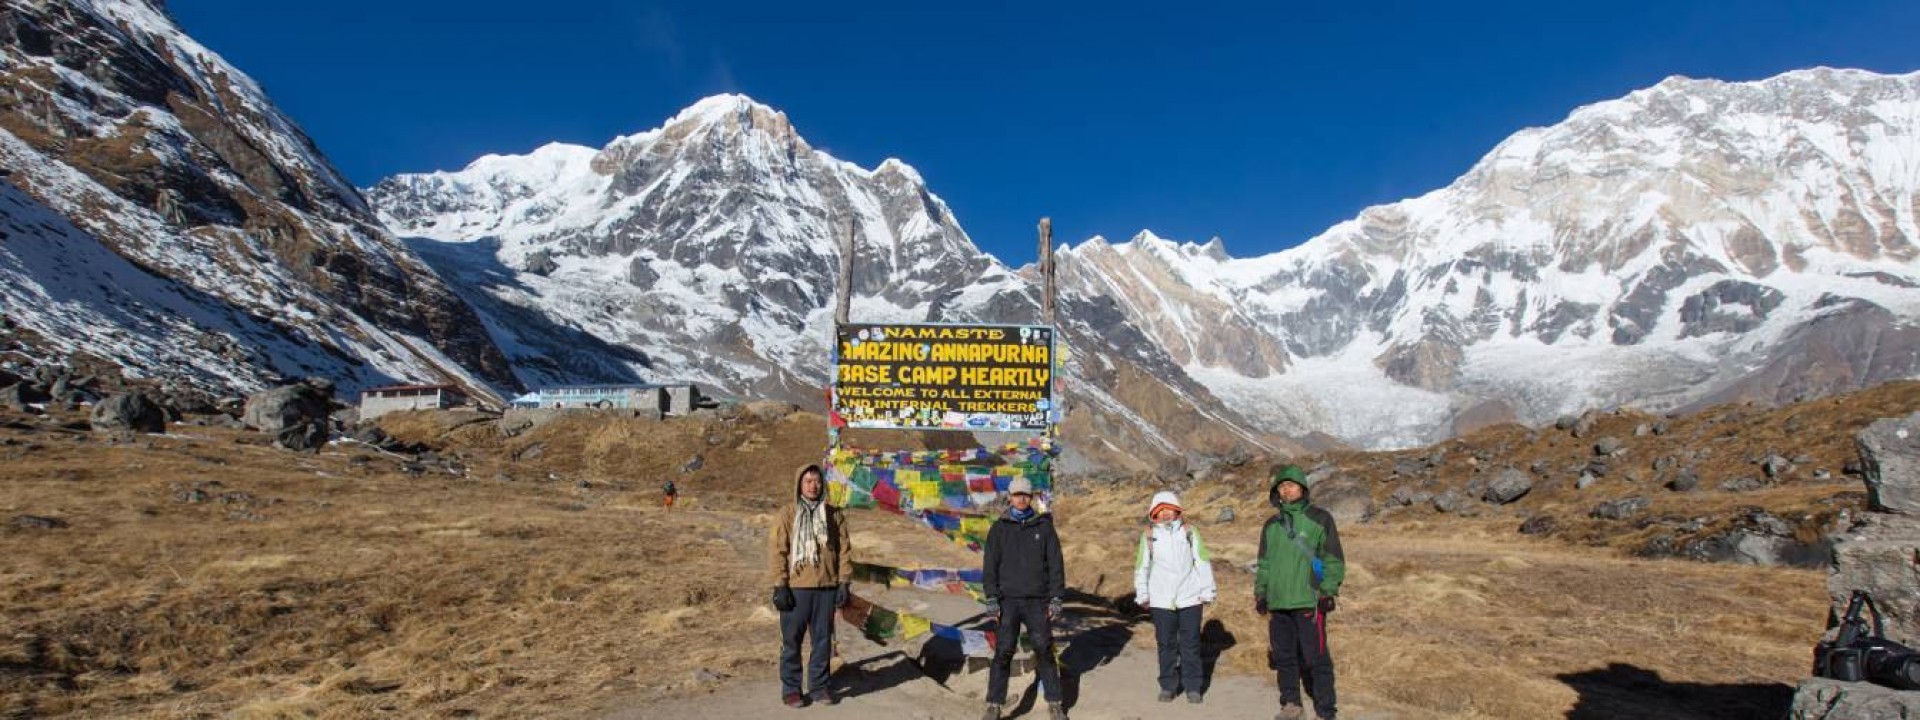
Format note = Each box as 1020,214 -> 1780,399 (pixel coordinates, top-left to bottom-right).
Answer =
1557,663 -> 1794,720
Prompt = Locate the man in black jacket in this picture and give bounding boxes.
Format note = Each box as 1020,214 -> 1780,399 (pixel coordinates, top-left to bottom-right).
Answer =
981,477 -> 1067,720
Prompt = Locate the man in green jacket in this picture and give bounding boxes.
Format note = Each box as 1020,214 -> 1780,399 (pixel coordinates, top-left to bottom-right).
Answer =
1254,464 -> 1345,720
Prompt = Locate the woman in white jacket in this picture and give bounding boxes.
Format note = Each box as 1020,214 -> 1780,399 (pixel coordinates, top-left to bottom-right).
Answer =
1133,491 -> 1218,704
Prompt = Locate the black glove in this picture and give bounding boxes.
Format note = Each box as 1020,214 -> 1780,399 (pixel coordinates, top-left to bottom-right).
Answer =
1047,598 -> 1064,621
983,597 -> 1001,618
772,586 -> 796,612
835,583 -> 850,609
1255,596 -> 1268,615
1318,595 -> 1336,614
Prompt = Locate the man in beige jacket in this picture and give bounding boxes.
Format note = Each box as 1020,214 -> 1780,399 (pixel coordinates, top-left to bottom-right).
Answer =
767,463 -> 852,708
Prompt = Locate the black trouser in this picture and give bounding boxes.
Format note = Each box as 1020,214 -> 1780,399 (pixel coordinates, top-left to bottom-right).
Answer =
1151,605 -> 1205,695
1269,607 -> 1336,717
987,597 -> 1061,704
779,588 -> 835,696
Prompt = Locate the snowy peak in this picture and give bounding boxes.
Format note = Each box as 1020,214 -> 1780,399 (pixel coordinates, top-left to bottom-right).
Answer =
1055,67 -> 1920,448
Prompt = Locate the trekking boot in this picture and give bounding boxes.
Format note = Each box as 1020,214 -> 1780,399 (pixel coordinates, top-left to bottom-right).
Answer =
782,692 -> 807,708
1157,690 -> 1176,702
1277,703 -> 1305,720
809,688 -> 837,705
1187,691 -> 1203,704
1048,702 -> 1068,720
980,702 -> 1001,720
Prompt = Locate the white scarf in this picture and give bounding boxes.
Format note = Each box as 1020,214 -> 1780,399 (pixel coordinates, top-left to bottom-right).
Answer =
790,496 -> 828,570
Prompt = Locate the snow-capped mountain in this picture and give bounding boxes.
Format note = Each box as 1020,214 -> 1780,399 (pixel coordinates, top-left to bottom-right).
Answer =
370,96 -> 1279,467
0,0 -> 516,397
1060,68 -> 1920,448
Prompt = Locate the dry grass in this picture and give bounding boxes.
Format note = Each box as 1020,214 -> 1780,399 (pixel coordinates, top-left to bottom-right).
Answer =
0,391 -> 1860,718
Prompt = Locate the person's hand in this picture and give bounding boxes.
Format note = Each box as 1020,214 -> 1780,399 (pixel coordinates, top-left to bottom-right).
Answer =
1135,595 -> 1149,609
1318,595 -> 1336,614
772,586 -> 796,612
983,597 -> 1001,618
1047,598 -> 1064,621
1253,596 -> 1268,616
835,583 -> 850,609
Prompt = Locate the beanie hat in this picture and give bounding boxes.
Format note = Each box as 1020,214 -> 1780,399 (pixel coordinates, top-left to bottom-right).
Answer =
1008,477 -> 1035,495
1147,491 -> 1182,520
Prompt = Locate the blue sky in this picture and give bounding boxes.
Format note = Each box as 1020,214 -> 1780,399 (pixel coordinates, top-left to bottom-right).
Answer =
172,1 -> 1919,265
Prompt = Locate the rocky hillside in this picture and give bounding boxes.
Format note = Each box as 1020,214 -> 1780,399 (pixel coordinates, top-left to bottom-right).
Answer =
1261,380 -> 1920,571
1058,69 -> 1920,449
0,0 -> 516,398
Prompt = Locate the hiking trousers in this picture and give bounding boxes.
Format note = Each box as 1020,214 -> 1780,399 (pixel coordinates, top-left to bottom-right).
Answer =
986,597 -> 1062,704
779,587 -> 835,695
1269,607 -> 1336,717
1151,605 -> 1205,694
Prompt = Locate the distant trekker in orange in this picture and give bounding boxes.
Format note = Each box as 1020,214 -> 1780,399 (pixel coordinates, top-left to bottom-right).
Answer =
662,479 -> 678,511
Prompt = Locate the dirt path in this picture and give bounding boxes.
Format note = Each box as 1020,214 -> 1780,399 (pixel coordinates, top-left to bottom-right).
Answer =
606,624 -> 1364,720
604,577 -> 1396,720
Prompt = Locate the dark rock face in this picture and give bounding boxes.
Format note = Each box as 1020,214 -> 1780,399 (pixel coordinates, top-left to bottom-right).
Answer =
90,393 -> 167,433
1678,280 -> 1787,338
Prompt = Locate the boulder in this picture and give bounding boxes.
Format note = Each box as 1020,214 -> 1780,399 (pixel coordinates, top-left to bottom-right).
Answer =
1576,472 -> 1598,490
1652,420 -> 1670,436
1763,454 -> 1793,479
243,382 -> 333,433
1431,490 -> 1470,514
1856,413 -> 1920,514
1720,477 -> 1766,493
0,383 -> 49,410
1571,411 -> 1600,438
11,514 -> 68,530
743,400 -> 801,423
1594,437 -> 1625,456
1482,469 -> 1533,504
1388,485 -> 1420,507
1216,507 -> 1236,524
1667,468 -> 1700,492
1590,496 -> 1651,520
275,422 -> 329,452
1313,478 -> 1375,524
90,393 -> 167,434
681,454 -> 704,473
1633,423 -> 1652,437
1788,676 -> 1920,719
1518,516 -> 1557,535
1827,513 -> 1920,648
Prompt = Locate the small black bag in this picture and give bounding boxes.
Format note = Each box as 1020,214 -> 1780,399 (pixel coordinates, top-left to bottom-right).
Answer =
1815,590 -> 1920,690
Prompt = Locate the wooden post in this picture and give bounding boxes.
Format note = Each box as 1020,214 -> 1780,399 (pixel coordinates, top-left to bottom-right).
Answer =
835,221 -> 854,327
829,220 -> 855,449
1038,218 -> 1055,323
